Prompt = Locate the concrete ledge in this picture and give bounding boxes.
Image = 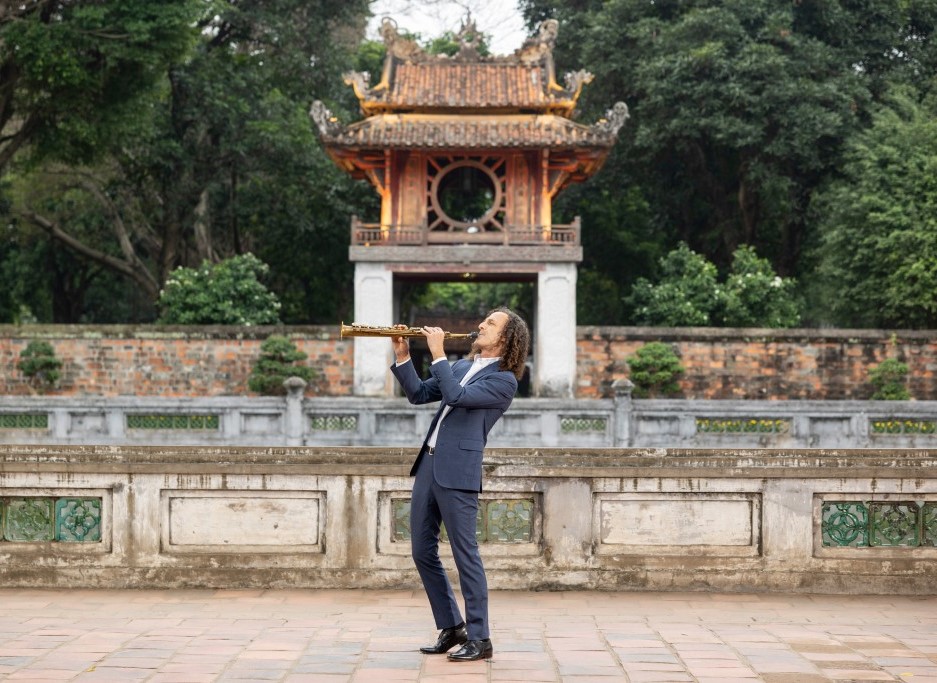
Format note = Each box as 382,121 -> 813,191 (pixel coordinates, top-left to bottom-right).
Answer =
1,446 -> 936,593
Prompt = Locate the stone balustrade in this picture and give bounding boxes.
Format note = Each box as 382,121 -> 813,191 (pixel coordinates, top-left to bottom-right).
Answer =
2,382 -> 936,448
0,445 -> 935,593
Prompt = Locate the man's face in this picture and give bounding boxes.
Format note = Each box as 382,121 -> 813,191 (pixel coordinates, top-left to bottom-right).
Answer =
475,311 -> 509,357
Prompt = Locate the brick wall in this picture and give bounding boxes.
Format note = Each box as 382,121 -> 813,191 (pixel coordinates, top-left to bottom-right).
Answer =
576,327 -> 937,400
0,326 -> 353,397
1,325 -> 934,399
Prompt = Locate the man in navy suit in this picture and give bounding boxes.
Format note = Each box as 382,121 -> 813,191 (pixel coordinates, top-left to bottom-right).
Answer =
390,307 -> 530,662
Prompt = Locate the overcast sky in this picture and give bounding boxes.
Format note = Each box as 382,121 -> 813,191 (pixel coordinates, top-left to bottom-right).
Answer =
367,0 -> 528,55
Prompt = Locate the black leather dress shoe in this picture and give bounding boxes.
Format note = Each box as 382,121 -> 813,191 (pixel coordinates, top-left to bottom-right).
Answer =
420,623 -> 467,654
447,638 -> 493,661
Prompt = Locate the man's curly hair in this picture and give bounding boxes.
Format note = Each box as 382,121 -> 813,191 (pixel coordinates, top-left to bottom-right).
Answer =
480,307 -> 529,380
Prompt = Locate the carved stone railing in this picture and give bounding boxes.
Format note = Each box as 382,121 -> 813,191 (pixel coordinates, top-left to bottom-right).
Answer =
350,216 -> 580,247
2,385 -> 936,449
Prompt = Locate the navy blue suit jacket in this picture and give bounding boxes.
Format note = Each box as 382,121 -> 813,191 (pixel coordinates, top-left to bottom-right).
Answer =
391,357 -> 517,491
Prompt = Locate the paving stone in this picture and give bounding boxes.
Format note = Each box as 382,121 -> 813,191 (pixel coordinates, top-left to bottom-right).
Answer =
0,588 -> 934,682
760,675 -> 832,683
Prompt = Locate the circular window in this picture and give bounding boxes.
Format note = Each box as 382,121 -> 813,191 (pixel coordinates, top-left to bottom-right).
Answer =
430,160 -> 501,228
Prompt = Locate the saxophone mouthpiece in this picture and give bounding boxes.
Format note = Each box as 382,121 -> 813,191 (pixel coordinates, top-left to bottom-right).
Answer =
468,332 -> 478,340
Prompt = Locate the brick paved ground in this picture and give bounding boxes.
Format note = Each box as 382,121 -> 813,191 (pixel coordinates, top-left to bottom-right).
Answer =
0,589 -> 935,682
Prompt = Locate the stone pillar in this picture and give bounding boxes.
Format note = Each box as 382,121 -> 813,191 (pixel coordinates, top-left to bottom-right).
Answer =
534,262 -> 577,397
353,262 -> 394,396
611,379 -> 634,447
283,376 -> 308,446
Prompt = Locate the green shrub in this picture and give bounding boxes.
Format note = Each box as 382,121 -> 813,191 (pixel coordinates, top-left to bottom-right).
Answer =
17,340 -> 62,393
869,358 -> 911,400
721,246 -> 801,328
248,335 -> 314,395
626,243 -> 802,328
627,243 -> 721,326
158,253 -> 281,325
626,342 -> 684,398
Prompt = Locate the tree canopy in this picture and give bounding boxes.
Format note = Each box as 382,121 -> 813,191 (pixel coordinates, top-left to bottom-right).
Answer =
0,0 -> 198,172
2,1 -> 937,328
523,0 -> 937,327
810,87 -> 937,328
3,0 -> 373,323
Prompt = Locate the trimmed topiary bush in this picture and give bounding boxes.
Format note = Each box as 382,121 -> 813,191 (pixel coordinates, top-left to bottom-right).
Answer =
869,358 -> 911,400
626,342 -> 685,398
17,340 -> 62,393
248,335 -> 314,395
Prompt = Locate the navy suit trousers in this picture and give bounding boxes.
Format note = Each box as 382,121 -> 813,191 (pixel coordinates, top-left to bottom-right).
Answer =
410,447 -> 489,640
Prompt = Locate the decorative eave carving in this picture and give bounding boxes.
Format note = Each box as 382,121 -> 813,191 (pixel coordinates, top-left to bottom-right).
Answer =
310,110 -> 629,151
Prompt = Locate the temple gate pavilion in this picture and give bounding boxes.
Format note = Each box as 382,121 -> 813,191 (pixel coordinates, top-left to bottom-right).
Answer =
310,18 -> 628,396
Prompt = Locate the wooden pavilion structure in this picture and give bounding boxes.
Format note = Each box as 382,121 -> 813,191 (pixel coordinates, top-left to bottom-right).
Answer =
311,17 -> 627,396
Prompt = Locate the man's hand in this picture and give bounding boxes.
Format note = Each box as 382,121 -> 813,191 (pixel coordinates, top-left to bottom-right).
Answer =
422,326 -> 446,361
391,324 -> 410,363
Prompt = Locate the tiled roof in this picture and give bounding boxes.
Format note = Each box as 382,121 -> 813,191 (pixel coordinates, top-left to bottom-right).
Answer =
381,63 -> 552,109
315,113 -> 621,150
344,19 -> 596,114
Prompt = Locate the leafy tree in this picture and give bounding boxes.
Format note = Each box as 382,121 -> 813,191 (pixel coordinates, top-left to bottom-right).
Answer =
5,165 -> 161,321
553,160 -> 664,325
520,0 -> 936,301
869,359 -> 911,400
9,0 -> 372,323
0,0 -> 198,174
248,335 -> 314,395
577,269 -> 623,326
17,341 -> 62,394
157,254 -> 281,325
402,282 -> 533,322
0,217 -> 49,323
627,243 -> 721,326
722,245 -> 801,328
626,342 -> 684,398
809,88 -> 937,328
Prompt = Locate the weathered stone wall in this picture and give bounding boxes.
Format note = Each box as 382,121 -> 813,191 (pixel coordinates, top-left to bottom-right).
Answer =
1,445 -> 935,594
0,325 -> 934,399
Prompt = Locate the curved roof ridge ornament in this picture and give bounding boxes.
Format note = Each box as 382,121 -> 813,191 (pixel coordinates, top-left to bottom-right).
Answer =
563,70 -> 594,106
454,12 -> 483,61
379,17 -> 399,46
516,18 -> 559,65
529,18 -> 559,50
380,16 -> 423,61
593,102 -> 631,136
309,100 -> 342,138
343,71 -> 371,101
365,15 -> 423,100
538,19 -> 559,49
